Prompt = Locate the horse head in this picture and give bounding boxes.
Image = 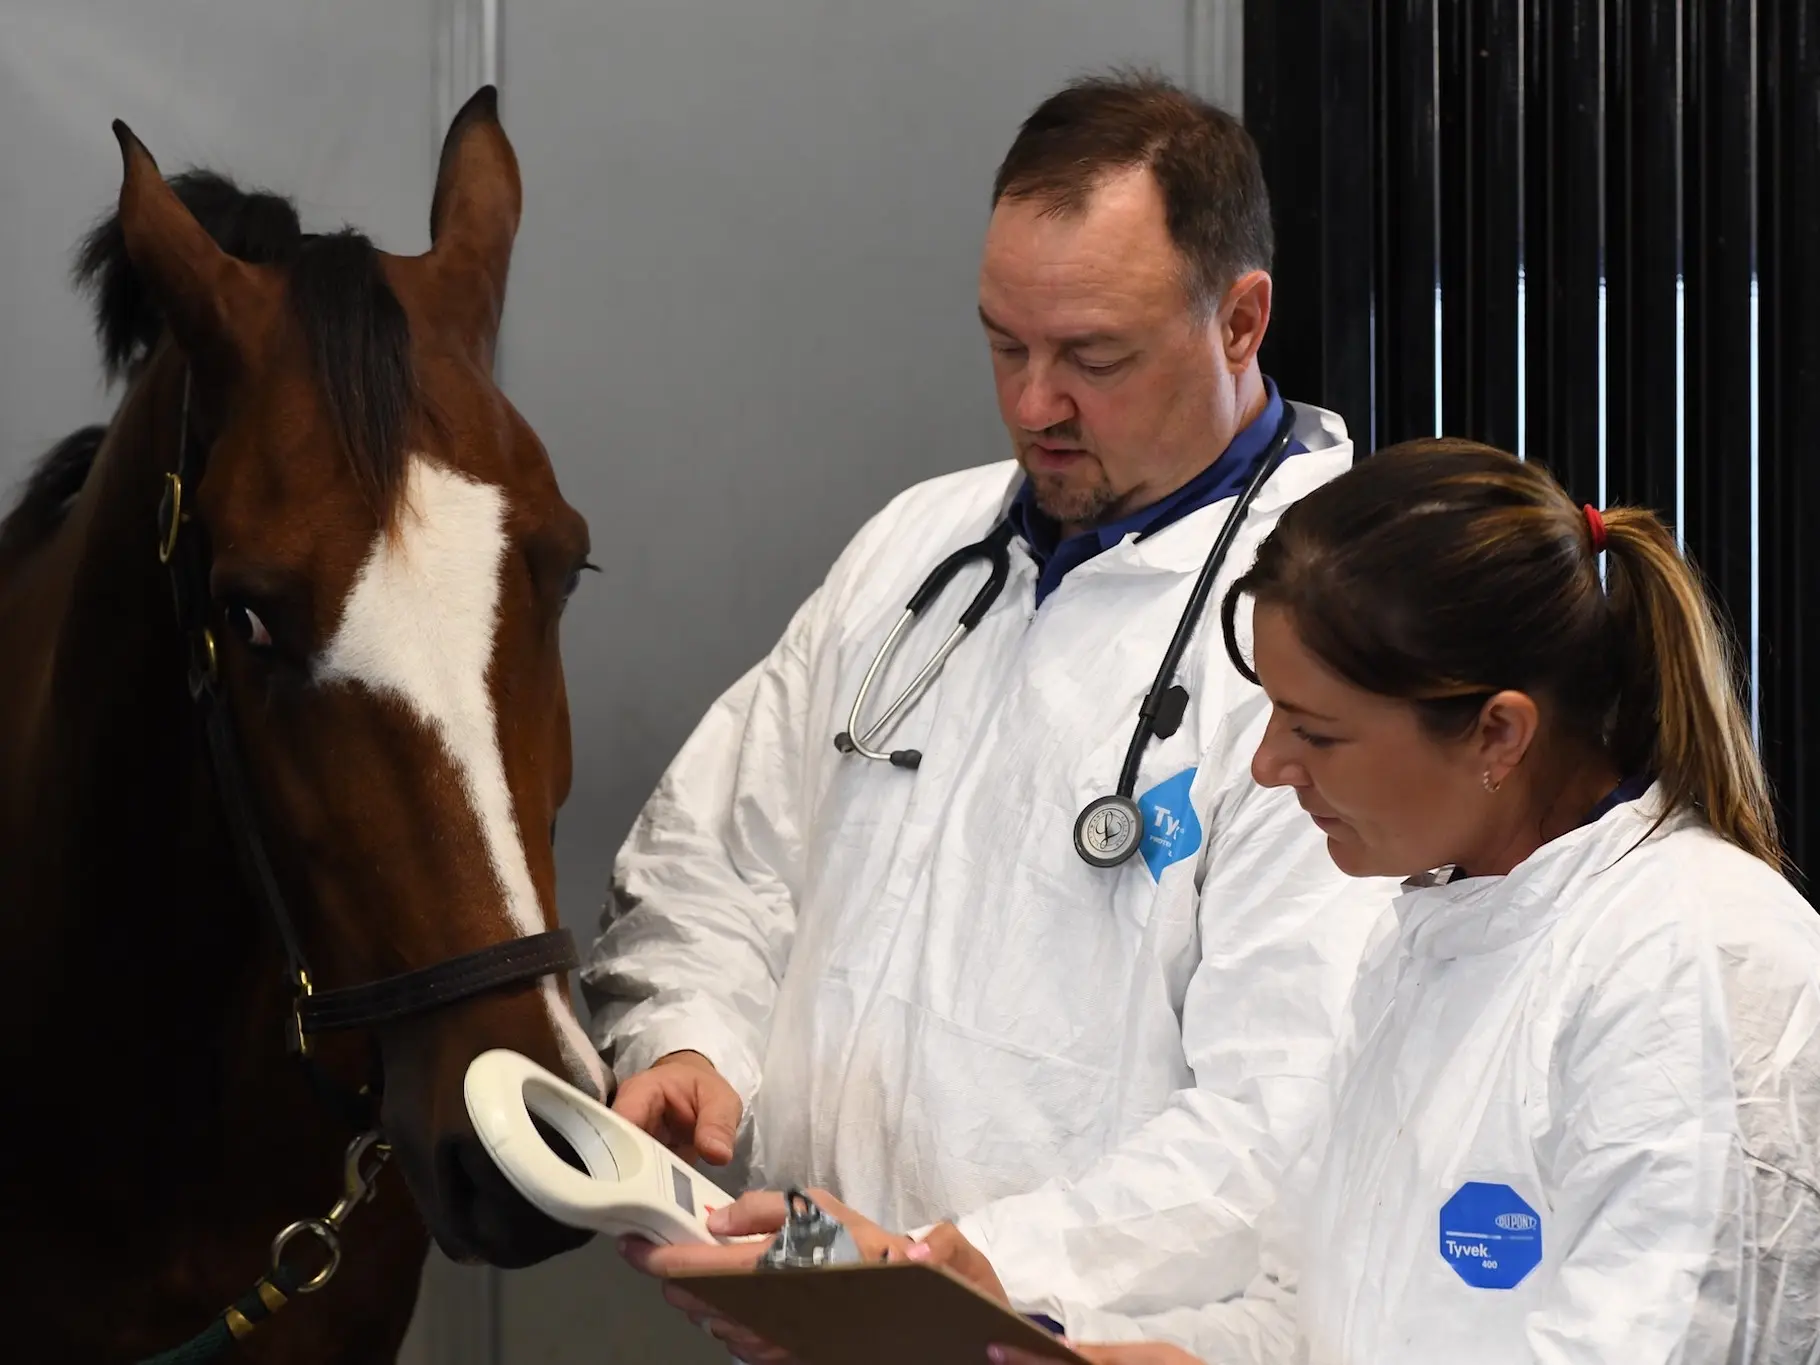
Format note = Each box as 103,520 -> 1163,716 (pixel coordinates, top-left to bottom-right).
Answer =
109,90 -> 606,1269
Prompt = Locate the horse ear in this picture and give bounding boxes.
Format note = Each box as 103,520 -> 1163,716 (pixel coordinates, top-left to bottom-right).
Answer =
426,86 -> 521,363
111,120 -> 271,378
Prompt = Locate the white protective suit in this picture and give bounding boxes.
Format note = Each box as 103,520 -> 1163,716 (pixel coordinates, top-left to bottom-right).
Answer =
1092,789 -> 1820,1363
584,401 -> 1399,1331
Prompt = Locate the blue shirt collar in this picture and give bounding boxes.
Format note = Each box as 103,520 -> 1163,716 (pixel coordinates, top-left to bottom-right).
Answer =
1443,772 -> 1656,884
1007,377 -> 1300,606
1584,772 -> 1655,825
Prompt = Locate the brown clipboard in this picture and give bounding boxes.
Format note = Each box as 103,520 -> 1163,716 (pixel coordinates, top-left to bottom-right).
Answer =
670,1261 -> 1089,1365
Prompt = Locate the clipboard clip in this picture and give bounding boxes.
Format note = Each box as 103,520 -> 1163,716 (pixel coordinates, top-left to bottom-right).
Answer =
756,1189 -> 864,1269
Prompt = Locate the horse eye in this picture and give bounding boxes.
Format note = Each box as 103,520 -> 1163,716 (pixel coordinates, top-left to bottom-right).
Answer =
561,560 -> 600,608
225,602 -> 273,649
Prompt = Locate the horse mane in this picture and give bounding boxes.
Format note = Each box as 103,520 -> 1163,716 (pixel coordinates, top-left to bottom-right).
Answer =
0,169 -> 414,558
0,425 -> 109,564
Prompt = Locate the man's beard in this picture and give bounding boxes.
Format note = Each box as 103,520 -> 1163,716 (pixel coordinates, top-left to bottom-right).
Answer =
1017,419 -> 1118,529
1026,465 -> 1116,528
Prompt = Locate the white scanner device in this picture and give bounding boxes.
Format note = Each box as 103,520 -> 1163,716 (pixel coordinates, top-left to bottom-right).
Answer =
463,1048 -> 737,1246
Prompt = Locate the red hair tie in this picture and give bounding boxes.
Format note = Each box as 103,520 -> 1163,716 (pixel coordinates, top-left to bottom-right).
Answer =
1583,504 -> 1607,553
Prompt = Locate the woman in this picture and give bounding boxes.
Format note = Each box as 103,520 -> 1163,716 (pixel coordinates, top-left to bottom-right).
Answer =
994,438 -> 1820,1362
633,440 -> 1820,1363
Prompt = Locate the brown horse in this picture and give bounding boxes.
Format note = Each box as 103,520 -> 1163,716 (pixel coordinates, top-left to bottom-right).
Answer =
0,90 -> 608,1362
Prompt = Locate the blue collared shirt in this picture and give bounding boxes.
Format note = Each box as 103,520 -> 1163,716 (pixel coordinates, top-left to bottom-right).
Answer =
1006,377 -> 1305,606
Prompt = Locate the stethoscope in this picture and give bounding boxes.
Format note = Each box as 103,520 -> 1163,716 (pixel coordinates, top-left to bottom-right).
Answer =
834,403 -> 1299,869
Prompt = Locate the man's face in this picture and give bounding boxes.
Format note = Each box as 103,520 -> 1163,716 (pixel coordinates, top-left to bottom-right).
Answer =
978,167 -> 1268,534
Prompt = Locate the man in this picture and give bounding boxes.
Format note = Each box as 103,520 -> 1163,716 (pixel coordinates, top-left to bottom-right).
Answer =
583,70 -> 1396,1344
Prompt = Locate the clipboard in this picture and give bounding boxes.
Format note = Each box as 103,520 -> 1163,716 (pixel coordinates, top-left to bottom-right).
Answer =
670,1261 -> 1089,1365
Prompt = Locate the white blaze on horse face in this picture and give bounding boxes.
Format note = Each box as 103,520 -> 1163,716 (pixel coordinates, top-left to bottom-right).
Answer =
318,456 -> 606,1099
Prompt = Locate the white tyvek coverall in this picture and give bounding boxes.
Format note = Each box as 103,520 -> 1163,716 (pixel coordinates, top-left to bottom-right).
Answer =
583,402 -> 1400,1331
1079,792 -> 1820,1362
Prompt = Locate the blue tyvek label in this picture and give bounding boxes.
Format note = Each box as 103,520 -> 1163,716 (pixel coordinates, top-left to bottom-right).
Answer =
1440,1182 -> 1543,1289
1135,767 -> 1202,882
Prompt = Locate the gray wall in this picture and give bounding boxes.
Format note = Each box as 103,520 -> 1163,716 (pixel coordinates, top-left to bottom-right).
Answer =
0,3 -> 1238,1360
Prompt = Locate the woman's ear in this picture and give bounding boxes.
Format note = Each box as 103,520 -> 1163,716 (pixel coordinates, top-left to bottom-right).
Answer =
1475,690 -> 1540,789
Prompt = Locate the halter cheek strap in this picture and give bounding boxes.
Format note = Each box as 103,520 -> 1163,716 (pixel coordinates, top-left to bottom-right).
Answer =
159,368 -> 578,1072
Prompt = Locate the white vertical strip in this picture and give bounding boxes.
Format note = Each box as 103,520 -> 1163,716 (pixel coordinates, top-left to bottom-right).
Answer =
1673,1 -> 1687,551
1675,274 -> 1687,551
1432,2 -> 1444,436
434,0 -> 507,381
1435,284 -> 1446,436
1748,2 -> 1762,744
1516,268 -> 1527,461
1596,6 -> 1609,516
1187,0 -> 1245,114
481,0 -> 500,88
1750,272 -> 1762,742
1598,279 -> 1609,510
435,0 -> 502,144
1515,8 -> 1527,463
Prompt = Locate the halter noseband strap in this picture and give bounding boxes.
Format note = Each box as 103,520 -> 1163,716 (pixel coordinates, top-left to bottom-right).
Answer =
159,368 -> 579,1070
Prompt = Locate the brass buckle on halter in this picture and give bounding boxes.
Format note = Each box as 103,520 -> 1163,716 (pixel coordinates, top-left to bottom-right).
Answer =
187,627 -> 219,700
157,472 -> 184,564
289,967 -> 314,1059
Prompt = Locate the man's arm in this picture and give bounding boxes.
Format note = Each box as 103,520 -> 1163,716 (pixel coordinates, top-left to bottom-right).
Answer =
953,710 -> 1395,1337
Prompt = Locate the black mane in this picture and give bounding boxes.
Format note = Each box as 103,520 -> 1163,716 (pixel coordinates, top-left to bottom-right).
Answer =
73,169 -> 306,381
0,425 -> 109,565
0,169 -> 414,558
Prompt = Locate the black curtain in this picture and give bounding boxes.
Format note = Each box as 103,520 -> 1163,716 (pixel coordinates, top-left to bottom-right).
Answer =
1246,0 -> 1819,896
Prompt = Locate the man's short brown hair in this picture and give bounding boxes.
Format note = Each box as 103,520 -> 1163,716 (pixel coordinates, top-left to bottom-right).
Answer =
992,68 -> 1274,315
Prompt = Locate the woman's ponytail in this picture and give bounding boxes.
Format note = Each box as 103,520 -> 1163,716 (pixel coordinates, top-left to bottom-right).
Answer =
1220,439 -> 1786,871
1600,509 -> 1782,867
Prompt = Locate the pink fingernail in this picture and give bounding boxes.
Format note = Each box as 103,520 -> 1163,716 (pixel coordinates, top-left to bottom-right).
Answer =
906,1241 -> 931,1261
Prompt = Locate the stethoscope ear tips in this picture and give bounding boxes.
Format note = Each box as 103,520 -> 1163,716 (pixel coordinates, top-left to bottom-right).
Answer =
834,731 -> 920,768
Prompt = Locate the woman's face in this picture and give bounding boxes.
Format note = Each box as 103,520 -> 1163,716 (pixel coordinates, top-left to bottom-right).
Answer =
1248,604 -> 1506,879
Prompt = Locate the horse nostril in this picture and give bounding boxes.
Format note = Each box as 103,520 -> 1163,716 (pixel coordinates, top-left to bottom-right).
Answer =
434,1131 -> 595,1268
530,1113 -> 588,1174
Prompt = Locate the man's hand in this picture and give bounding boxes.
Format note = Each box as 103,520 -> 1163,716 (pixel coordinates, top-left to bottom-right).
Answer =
610,1049 -> 742,1165
989,1344 -> 1206,1365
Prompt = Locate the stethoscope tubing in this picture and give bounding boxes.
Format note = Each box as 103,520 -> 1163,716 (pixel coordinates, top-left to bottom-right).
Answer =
1113,402 -> 1298,798
834,402 -> 1299,804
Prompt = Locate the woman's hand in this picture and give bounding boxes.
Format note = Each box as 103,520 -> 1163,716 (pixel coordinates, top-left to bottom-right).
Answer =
989,1344 -> 1208,1365
902,1221 -> 1011,1305
622,1188 -> 993,1360
618,1221 -> 793,1364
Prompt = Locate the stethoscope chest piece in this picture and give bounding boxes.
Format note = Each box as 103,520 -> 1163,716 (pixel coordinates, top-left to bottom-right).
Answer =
1073,793 -> 1144,868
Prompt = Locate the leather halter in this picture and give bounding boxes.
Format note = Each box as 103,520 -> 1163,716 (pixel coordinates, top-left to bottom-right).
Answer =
157,369 -> 578,1068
